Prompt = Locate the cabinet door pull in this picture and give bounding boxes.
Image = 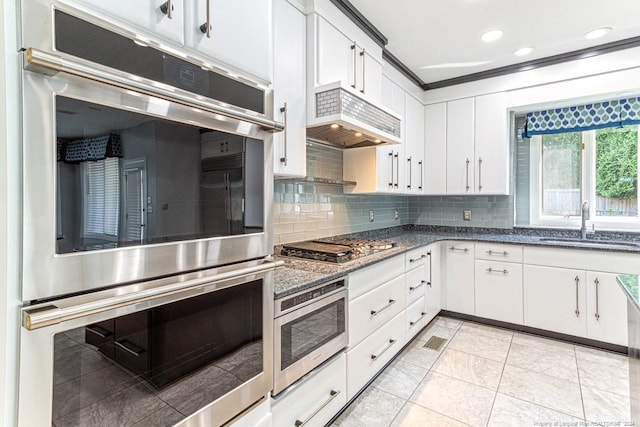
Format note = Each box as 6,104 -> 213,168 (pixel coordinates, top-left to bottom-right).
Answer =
478,157 -> 483,191
465,158 -> 470,191
486,250 -> 508,256
409,254 -> 427,263
394,153 -> 400,188
574,275 -> 580,317
160,0 -> 173,19
594,278 -> 600,321
418,160 -> 423,191
370,299 -> 396,316
199,0 -> 212,38
486,268 -> 508,274
410,280 -> 426,292
410,312 -> 427,326
388,151 -> 394,188
114,340 -> 144,357
350,44 -> 357,89
407,157 -> 412,190
279,103 -> 288,165
360,48 -> 366,93
449,246 -> 469,253
294,390 -> 341,427
427,251 -> 432,287
371,339 -> 396,361
85,325 -> 112,338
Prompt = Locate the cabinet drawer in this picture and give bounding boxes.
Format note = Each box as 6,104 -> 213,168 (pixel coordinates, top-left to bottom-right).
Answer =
474,260 -> 523,324
349,275 -> 405,347
346,312 -> 405,400
272,353 -> 347,427
406,266 -> 427,306
405,296 -> 428,343
349,255 -> 405,300
405,246 -> 430,271
475,243 -> 522,263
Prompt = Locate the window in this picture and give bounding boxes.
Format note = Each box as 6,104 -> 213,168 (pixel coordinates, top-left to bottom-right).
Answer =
530,126 -> 639,229
83,157 -> 120,237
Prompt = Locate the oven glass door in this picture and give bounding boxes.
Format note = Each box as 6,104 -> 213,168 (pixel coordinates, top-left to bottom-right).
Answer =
50,279 -> 264,426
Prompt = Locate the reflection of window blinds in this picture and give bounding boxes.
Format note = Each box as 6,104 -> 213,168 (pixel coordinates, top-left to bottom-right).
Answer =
86,158 -> 120,236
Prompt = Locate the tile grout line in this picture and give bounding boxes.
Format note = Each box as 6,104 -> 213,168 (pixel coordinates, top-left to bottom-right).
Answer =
484,333 -> 513,427
574,344 -> 588,422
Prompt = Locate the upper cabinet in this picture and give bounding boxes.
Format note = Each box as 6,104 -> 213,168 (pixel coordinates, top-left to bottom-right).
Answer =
272,0 -> 306,177
308,14 -> 383,103
425,92 -> 509,195
184,0 -> 272,82
68,0 -> 185,45
404,94 -> 425,194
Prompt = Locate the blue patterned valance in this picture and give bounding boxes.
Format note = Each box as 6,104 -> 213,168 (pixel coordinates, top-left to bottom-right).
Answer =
523,97 -> 640,138
57,133 -> 123,163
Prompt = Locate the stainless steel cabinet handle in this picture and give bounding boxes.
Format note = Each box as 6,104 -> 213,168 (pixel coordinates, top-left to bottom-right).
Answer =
394,153 -> 400,188
370,299 -> 396,316
279,103 -> 287,165
449,246 -> 469,253
371,339 -> 396,361
160,0 -> 173,19
409,254 -> 427,263
574,275 -> 580,317
388,151 -> 394,188
359,48 -> 366,93
410,280 -> 427,292
407,157 -> 412,190
294,390 -> 341,427
410,312 -> 427,326
114,340 -> 144,357
478,157 -> 483,191
419,160 -> 423,191
486,268 -> 508,274
594,278 -> 600,321
427,251 -> 432,287
486,250 -> 509,256
350,44 -> 357,89
199,0 -> 211,38
465,158 -> 470,191
85,325 -> 112,338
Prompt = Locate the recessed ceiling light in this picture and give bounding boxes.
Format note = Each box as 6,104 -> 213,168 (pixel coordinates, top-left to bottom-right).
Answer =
514,47 -> 535,57
374,139 -> 382,143
481,29 -> 503,43
584,27 -> 612,40
420,61 -> 492,69
330,123 -> 339,129
354,132 -> 362,137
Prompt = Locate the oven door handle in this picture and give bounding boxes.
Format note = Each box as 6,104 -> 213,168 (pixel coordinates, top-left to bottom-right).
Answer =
23,48 -> 284,132
22,260 -> 284,331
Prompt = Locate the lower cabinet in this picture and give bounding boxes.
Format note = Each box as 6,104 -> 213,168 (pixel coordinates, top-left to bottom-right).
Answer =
405,296 -> 428,343
424,244 -> 442,325
346,312 -> 405,400
474,259 -> 523,324
271,353 -> 347,427
444,242 -> 475,314
586,271 -> 628,346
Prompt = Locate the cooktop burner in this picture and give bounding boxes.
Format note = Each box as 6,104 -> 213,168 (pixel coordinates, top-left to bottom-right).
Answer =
281,238 -> 396,263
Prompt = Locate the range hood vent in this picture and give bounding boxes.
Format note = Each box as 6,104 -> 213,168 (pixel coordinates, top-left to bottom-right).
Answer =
307,85 -> 401,148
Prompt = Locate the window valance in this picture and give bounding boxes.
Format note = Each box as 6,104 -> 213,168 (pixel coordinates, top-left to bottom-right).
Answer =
523,97 -> 640,138
57,133 -> 123,163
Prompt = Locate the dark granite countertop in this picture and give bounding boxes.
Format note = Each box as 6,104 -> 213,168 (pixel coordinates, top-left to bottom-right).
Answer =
273,225 -> 640,299
618,275 -> 640,312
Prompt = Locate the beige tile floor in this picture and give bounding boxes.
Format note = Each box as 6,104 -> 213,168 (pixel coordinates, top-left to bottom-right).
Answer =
333,316 -> 632,427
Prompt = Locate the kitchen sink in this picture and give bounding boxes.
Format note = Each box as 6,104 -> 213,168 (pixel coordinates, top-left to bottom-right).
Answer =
538,237 -> 640,249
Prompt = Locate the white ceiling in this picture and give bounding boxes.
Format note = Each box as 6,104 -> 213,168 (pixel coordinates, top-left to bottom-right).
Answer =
348,0 -> 640,85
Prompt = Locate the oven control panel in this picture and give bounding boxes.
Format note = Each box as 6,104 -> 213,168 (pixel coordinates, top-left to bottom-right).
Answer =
277,278 -> 346,314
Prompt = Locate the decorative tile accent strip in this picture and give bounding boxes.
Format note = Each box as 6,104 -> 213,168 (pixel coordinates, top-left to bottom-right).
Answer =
315,88 -> 401,137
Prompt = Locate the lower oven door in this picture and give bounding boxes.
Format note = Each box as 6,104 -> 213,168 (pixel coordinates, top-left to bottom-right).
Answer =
273,288 -> 348,395
18,259 -> 279,427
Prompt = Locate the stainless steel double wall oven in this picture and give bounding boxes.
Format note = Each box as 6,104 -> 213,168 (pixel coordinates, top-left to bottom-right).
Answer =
18,1 -> 282,426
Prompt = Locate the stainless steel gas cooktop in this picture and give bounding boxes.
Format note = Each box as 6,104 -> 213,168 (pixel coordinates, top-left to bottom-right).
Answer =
280,238 -> 396,263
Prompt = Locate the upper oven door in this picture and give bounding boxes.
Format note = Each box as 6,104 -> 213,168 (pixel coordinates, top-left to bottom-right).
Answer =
22,68 -> 274,302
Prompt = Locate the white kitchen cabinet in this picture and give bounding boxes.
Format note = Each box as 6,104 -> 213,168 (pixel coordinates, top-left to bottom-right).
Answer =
358,47 -> 383,100
474,92 -> 509,194
475,260 -> 523,324
68,0 -> 185,45
423,102 -> 447,195
346,312 -> 405,399
406,264 -> 427,306
446,98 -> 475,195
524,265 -> 587,337
405,246 -> 429,271
444,242 -> 475,315
406,296 -> 428,343
405,94 -> 425,194
348,254 -> 405,300
475,242 -> 523,263
184,0 -> 272,82
586,272 -> 628,346
349,274 -> 406,347
271,353 -> 346,427
272,0 -> 306,177
343,143 -> 405,194
424,244 -> 441,324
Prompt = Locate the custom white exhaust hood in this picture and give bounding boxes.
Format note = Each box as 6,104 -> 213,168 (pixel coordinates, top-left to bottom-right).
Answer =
307,83 -> 402,148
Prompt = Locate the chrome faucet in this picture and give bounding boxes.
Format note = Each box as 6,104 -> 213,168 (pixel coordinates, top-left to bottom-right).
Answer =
581,200 -> 590,239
